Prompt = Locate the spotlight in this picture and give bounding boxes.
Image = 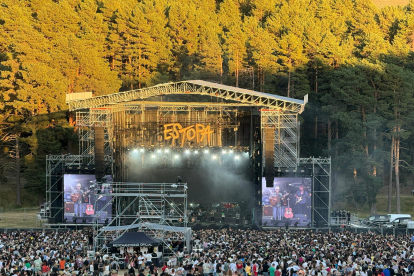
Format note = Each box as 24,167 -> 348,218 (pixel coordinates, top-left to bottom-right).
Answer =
157,149 -> 162,153
190,203 -> 193,206
133,149 -> 138,153
185,149 -> 190,155
230,149 -> 234,154
151,154 -> 155,158
222,150 -> 226,154
174,154 -> 179,159
235,155 -> 240,160
165,148 -> 169,153
140,148 -> 145,152
204,149 -> 209,154
212,155 -> 217,160
194,150 -> 198,154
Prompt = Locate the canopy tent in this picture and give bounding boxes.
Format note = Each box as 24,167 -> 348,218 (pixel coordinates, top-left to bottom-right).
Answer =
109,232 -> 160,247
102,222 -> 192,252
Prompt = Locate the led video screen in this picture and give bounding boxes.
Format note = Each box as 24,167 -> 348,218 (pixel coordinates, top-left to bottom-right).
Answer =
63,174 -> 113,223
262,177 -> 312,227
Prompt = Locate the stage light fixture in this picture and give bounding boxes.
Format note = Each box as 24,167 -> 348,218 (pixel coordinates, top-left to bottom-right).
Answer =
133,149 -> 138,153
165,148 -> 169,153
174,154 -> 179,159
185,149 -> 190,155
230,149 -> 234,154
222,150 -> 226,154
235,155 -> 240,160
212,155 -> 217,160
194,150 -> 198,154
151,154 -> 155,158
204,149 -> 209,154
157,149 -> 162,153
140,148 -> 145,152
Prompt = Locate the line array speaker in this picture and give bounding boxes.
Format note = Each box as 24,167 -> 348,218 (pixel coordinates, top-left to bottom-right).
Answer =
94,126 -> 105,183
264,128 -> 275,187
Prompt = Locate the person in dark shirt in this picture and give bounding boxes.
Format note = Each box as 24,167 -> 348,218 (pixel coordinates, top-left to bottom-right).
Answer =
128,265 -> 135,276
262,261 -> 269,276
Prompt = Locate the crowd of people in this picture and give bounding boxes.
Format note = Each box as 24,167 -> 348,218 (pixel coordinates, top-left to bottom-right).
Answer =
1,228 -> 414,276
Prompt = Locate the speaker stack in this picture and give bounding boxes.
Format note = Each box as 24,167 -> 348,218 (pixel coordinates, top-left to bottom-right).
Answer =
94,126 -> 105,183
264,128 -> 275,187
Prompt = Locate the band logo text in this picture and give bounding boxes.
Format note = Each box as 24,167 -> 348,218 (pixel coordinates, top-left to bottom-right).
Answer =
164,123 -> 214,147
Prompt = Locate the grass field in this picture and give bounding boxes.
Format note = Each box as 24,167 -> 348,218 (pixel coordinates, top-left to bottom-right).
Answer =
0,209 -> 40,229
372,0 -> 410,8
334,195 -> 414,218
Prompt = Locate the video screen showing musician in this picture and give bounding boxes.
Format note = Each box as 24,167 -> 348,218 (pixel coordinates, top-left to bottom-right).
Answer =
262,177 -> 312,227
64,174 -> 96,221
63,174 -> 113,223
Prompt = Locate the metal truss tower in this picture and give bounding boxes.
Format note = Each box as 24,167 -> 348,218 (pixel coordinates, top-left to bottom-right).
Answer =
76,108 -> 113,167
261,111 -> 300,168
46,155 -> 95,222
93,182 -> 189,255
298,157 -> 331,227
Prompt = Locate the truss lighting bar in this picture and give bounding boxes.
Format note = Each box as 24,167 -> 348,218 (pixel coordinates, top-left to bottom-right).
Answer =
67,81 -> 306,113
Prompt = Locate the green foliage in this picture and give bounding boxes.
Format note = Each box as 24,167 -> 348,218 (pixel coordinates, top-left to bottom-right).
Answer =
1,0 -> 414,208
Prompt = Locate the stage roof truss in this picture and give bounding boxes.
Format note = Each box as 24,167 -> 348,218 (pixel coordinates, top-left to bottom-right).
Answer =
67,81 -> 306,113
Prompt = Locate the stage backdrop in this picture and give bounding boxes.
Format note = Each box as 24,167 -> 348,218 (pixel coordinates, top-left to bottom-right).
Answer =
64,174 -> 113,223
262,177 -> 312,227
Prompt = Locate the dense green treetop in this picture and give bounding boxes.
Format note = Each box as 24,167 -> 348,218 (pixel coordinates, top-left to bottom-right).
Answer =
1,0 -> 414,208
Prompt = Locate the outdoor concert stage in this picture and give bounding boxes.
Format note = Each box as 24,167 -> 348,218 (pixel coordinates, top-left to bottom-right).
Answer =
46,80 -> 331,237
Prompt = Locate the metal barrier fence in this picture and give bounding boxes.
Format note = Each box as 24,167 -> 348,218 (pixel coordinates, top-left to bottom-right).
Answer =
309,227 -> 414,236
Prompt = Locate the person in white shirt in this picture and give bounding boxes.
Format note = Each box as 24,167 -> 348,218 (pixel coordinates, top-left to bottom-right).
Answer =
145,252 -> 152,267
138,254 -> 144,269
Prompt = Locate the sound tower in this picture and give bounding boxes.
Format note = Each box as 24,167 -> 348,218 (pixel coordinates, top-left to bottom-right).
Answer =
264,128 -> 275,187
94,126 -> 105,183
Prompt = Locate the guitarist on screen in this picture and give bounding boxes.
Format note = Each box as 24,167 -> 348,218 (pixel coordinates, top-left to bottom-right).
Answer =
71,183 -> 85,217
270,186 -> 283,220
294,184 -> 309,215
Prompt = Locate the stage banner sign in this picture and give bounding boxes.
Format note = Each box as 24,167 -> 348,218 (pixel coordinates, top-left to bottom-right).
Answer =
163,123 -> 214,147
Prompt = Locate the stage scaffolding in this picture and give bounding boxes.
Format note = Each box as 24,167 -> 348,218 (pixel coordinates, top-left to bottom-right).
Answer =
46,155 -> 97,222
261,111 -> 300,168
47,80 -> 313,234
93,182 -> 188,255
298,157 -> 331,227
